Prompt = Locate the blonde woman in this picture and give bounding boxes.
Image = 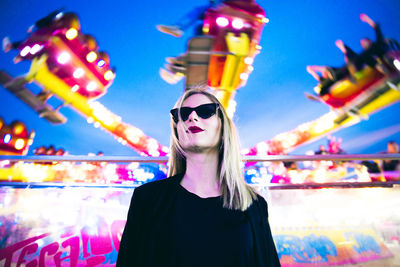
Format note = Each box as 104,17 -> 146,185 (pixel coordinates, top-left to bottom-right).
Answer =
117,89 -> 280,267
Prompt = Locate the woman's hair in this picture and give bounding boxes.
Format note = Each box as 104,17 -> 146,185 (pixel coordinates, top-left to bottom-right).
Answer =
168,88 -> 257,211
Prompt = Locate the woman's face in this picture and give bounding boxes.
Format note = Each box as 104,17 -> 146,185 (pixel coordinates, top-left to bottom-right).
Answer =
176,93 -> 221,153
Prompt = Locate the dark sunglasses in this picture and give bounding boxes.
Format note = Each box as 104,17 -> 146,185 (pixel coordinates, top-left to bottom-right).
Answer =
170,103 -> 219,123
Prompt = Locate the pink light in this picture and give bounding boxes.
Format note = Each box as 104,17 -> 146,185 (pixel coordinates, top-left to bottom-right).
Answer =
232,19 -> 244,29
216,17 -> 229,27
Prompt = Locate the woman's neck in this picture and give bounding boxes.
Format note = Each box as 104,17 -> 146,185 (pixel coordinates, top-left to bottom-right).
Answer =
181,150 -> 221,198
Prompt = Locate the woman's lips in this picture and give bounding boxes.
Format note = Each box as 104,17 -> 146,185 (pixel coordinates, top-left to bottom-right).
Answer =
188,126 -> 204,133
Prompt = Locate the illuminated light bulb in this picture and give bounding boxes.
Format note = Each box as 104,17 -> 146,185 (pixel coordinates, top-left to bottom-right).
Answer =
73,68 -> 84,78
262,17 -> 269,23
394,59 -> 400,71
248,65 -> 254,71
30,44 -> 42,54
97,59 -> 106,67
240,73 -> 249,80
3,134 -> 11,144
256,142 -> 269,155
94,122 -> 100,128
104,70 -> 114,81
66,28 -> 78,40
87,117 -> 94,123
232,19 -> 244,29
87,81 -> 97,91
241,148 -> 250,155
202,24 -> 210,34
149,150 -> 160,157
15,139 -> 25,150
244,57 -> 254,65
86,51 -> 97,62
57,52 -> 71,64
216,17 -> 229,27
20,46 -> 31,57
147,138 -> 159,151
71,84 -> 79,92
256,45 -> 262,50
13,124 -> 24,135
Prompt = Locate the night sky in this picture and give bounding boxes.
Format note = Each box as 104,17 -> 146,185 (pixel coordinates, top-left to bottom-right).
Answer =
1,0 -> 400,156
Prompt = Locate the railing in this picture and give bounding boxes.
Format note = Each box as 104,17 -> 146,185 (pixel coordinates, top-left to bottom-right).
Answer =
0,154 -> 399,189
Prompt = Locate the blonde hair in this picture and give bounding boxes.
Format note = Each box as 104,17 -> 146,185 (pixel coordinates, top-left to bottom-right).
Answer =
168,88 -> 257,211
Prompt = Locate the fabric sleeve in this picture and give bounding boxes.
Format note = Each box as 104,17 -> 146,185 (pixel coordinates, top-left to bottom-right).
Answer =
258,196 -> 281,267
116,187 -> 145,267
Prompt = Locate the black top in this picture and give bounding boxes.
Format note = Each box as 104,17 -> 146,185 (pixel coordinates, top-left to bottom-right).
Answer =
117,174 -> 281,267
155,184 -> 254,267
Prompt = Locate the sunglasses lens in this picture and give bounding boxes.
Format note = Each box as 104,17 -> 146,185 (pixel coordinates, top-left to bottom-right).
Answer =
170,109 -> 179,123
171,103 -> 218,122
180,107 -> 192,121
196,104 -> 217,119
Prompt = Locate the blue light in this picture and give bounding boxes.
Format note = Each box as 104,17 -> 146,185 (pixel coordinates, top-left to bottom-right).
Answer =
97,59 -> 106,67
3,134 -> 11,144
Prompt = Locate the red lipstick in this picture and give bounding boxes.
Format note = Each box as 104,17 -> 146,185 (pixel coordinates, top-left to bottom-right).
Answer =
188,126 -> 204,133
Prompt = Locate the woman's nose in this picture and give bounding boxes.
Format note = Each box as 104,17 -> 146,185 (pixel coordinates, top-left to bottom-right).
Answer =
187,110 -> 198,121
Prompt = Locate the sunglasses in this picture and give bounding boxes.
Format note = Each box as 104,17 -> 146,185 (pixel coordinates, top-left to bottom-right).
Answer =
170,103 -> 219,123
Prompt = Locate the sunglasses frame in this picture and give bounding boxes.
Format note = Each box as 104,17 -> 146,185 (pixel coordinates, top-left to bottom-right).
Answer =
170,103 -> 219,123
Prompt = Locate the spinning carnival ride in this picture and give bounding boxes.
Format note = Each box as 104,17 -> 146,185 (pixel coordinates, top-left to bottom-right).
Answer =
1,5 -> 400,159
0,11 -> 168,157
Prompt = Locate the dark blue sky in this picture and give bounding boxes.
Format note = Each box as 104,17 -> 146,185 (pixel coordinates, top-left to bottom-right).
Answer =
1,0 -> 400,156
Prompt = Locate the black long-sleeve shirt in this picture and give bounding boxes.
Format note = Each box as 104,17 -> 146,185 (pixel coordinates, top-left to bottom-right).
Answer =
117,174 -> 280,267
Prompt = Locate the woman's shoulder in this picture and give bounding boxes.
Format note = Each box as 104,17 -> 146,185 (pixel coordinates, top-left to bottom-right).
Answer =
134,173 -> 183,199
247,193 -> 268,216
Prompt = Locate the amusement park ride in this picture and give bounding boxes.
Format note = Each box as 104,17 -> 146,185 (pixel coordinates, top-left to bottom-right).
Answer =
1,1 -> 400,159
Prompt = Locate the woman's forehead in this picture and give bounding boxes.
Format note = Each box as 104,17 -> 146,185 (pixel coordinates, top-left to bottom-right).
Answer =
182,93 -> 213,107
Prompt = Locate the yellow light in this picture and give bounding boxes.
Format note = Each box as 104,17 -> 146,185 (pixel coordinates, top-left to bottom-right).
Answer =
15,139 -> 25,150
66,28 -> 78,40
13,124 -> 25,135
86,51 -> 97,63
104,70 -> 114,81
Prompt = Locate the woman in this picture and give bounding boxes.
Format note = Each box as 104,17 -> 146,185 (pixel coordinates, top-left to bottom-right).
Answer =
117,88 -> 280,266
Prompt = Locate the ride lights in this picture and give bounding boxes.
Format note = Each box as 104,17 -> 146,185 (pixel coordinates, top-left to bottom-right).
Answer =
65,28 -> 78,40
86,51 -> 97,63
104,70 -> 114,81
97,59 -> 106,67
57,52 -> 71,64
13,123 -> 25,135
232,19 -> 244,30
86,81 -> 97,92
71,84 -> 79,92
216,17 -> 229,27
240,73 -> 249,81
3,134 -> 11,144
73,68 -> 84,78
14,139 -> 25,150
394,59 -> 400,71
244,57 -> 254,65
30,44 -> 42,55
20,46 -> 31,57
